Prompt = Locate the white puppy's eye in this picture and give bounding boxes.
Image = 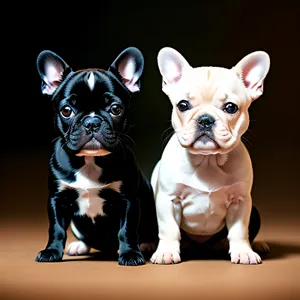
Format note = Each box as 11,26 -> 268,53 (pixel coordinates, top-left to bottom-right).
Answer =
223,102 -> 238,114
60,105 -> 75,118
177,100 -> 191,112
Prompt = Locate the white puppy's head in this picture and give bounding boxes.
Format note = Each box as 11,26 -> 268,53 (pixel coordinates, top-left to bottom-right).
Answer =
158,48 -> 270,155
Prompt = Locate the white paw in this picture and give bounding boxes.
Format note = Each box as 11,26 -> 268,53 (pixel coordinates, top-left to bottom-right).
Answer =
150,240 -> 181,264
150,250 -> 181,264
230,242 -> 262,264
66,241 -> 91,256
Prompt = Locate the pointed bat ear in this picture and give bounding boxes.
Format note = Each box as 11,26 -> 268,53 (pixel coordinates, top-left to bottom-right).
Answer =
36,50 -> 72,95
233,51 -> 270,101
108,47 -> 144,93
157,47 -> 192,94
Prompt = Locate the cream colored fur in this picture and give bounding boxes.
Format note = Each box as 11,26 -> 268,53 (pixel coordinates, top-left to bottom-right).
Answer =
150,48 -> 270,265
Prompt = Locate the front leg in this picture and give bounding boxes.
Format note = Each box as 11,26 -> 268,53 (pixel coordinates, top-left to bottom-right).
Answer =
35,194 -> 72,262
118,195 -> 145,266
226,195 -> 261,265
150,194 -> 182,264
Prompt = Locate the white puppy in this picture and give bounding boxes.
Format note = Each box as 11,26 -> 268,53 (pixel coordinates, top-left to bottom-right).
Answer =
150,48 -> 270,265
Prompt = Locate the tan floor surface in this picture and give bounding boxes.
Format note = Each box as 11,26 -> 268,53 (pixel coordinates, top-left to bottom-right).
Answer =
1,212 -> 300,299
1,156 -> 300,300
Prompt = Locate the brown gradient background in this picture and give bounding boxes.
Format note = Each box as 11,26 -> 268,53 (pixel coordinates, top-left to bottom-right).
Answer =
1,1 -> 300,300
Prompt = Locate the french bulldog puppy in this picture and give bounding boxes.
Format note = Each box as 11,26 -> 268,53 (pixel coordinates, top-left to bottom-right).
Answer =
150,47 -> 270,265
35,47 -> 158,266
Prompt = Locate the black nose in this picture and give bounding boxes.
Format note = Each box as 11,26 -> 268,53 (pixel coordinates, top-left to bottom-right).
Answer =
198,114 -> 215,129
82,116 -> 101,133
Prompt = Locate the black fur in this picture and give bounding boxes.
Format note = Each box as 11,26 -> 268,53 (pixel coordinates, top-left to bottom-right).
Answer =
35,48 -> 158,266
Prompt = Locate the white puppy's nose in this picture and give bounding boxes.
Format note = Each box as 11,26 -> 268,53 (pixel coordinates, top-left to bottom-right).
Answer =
198,114 -> 215,130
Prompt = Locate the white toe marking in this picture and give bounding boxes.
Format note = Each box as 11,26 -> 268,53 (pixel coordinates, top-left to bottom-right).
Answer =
67,241 -> 91,256
230,241 -> 262,264
150,240 -> 181,264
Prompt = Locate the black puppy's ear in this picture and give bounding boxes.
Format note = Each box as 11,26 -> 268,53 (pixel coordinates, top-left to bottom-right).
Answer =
36,50 -> 72,95
108,47 -> 144,93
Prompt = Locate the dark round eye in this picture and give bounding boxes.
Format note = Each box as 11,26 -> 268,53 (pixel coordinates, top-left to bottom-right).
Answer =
177,100 -> 190,112
223,102 -> 238,114
110,104 -> 122,116
60,105 -> 74,118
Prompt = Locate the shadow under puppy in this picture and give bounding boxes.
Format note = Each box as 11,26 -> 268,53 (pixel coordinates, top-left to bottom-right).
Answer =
35,47 -> 158,266
150,47 -> 270,265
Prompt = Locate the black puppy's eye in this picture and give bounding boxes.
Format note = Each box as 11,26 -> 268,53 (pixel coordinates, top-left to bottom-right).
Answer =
110,104 -> 122,116
177,100 -> 190,112
223,102 -> 238,114
60,105 -> 74,118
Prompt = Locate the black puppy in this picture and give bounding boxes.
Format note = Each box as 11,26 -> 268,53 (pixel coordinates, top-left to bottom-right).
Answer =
35,47 -> 158,266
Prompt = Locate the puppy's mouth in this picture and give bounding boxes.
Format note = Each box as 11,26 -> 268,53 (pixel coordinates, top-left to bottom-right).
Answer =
76,137 -> 111,157
190,133 -> 220,153
82,137 -> 102,150
196,134 -> 216,144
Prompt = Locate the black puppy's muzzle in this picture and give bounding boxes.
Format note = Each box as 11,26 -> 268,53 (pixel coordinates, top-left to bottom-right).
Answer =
82,116 -> 102,134
197,114 -> 215,130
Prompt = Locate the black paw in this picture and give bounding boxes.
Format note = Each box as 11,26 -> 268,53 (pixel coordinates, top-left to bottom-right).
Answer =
35,249 -> 63,262
118,250 -> 145,266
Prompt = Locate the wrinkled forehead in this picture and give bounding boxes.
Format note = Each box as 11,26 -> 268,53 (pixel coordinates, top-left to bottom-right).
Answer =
65,70 -> 114,95
55,70 -> 130,106
170,67 -> 248,104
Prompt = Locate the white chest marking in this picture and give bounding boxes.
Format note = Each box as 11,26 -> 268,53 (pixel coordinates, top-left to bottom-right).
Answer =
58,157 -> 121,219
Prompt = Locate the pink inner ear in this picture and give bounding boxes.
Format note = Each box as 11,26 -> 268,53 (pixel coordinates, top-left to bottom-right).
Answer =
117,56 -> 141,92
44,62 -> 64,90
170,72 -> 182,84
121,78 -> 140,92
42,61 -> 64,95
118,56 -> 136,79
162,60 -> 183,84
241,56 -> 266,91
235,51 -> 270,100
242,60 -> 257,89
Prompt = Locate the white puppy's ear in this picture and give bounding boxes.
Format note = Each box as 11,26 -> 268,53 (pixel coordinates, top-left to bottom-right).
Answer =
157,47 -> 192,94
233,51 -> 270,101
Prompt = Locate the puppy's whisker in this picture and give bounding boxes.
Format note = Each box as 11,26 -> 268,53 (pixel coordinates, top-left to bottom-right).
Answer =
245,128 -> 255,137
241,135 -> 252,151
116,137 -> 128,161
117,132 -> 135,148
242,127 -> 255,151
61,140 -> 69,149
50,136 -> 60,144
162,125 -> 174,149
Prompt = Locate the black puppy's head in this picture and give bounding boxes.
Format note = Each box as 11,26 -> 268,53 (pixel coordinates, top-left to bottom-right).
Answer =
37,47 -> 144,156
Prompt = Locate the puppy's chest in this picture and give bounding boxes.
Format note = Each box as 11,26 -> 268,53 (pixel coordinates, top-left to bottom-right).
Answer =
176,184 -> 230,215
58,157 -> 122,218
173,180 -> 248,236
